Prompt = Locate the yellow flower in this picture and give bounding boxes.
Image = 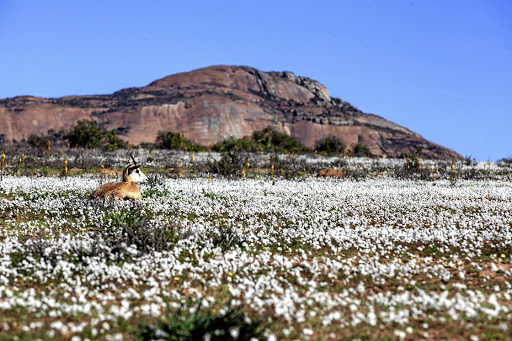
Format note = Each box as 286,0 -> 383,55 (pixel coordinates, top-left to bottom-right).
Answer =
501,254 -> 506,258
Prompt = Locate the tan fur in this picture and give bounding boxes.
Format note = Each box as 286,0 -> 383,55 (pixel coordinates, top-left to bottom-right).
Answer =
92,181 -> 142,200
91,163 -> 144,200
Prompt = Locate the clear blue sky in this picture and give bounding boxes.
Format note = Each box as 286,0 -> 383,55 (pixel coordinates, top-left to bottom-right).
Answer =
1,1 -> 510,160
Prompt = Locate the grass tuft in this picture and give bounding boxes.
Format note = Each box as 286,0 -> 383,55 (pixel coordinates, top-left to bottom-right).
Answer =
136,302 -> 267,341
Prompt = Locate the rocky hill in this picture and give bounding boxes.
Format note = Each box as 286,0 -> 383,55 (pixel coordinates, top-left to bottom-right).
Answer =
0,65 -> 461,159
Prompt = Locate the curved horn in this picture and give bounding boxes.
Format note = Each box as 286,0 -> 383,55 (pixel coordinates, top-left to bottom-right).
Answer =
129,151 -> 137,166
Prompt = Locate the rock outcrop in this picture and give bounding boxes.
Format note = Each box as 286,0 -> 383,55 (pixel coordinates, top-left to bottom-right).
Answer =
318,168 -> 345,179
0,65 -> 461,159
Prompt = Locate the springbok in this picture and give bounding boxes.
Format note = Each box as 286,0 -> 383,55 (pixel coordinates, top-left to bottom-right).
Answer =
91,151 -> 147,200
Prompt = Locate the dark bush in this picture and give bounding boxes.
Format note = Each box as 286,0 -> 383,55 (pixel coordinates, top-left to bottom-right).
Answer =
252,127 -> 308,153
27,129 -> 66,150
498,158 -> 512,167
99,202 -> 182,254
157,131 -> 203,151
65,120 -> 127,150
207,151 -> 249,177
10,232 -> 111,268
136,302 -> 267,341
212,136 -> 262,152
213,127 -> 309,153
27,134 -> 51,149
66,120 -> 105,148
145,167 -> 166,188
403,146 -> 423,170
351,143 -> 372,157
120,219 -> 180,254
464,155 -> 476,166
105,130 -> 127,150
270,154 -> 309,179
315,135 -> 346,154
209,228 -> 246,251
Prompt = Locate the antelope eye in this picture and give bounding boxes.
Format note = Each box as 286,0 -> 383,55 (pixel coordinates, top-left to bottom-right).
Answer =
136,169 -> 140,173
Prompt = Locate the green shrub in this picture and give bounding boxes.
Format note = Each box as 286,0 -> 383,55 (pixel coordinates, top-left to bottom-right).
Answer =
212,127 -> 309,153
212,136 -> 262,152
156,131 -> 203,151
101,203 -> 181,254
27,134 -> 51,149
464,155 -> 476,166
315,135 -> 346,154
136,302 -> 267,341
105,130 -> 127,150
209,227 -> 246,251
270,154 -> 309,179
351,143 -> 372,157
65,120 -> 126,150
28,129 -> 65,149
252,127 -> 308,153
498,158 -> 512,167
66,120 -> 105,148
207,151 -> 249,177
120,219 -> 180,254
402,146 -> 423,169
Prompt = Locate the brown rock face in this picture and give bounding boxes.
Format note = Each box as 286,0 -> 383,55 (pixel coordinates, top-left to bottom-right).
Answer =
0,65 -> 461,159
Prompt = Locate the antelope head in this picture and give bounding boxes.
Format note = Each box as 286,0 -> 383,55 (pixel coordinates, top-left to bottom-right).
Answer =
123,151 -> 147,183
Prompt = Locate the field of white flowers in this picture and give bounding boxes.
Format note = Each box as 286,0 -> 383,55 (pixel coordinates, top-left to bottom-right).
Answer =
0,152 -> 511,340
